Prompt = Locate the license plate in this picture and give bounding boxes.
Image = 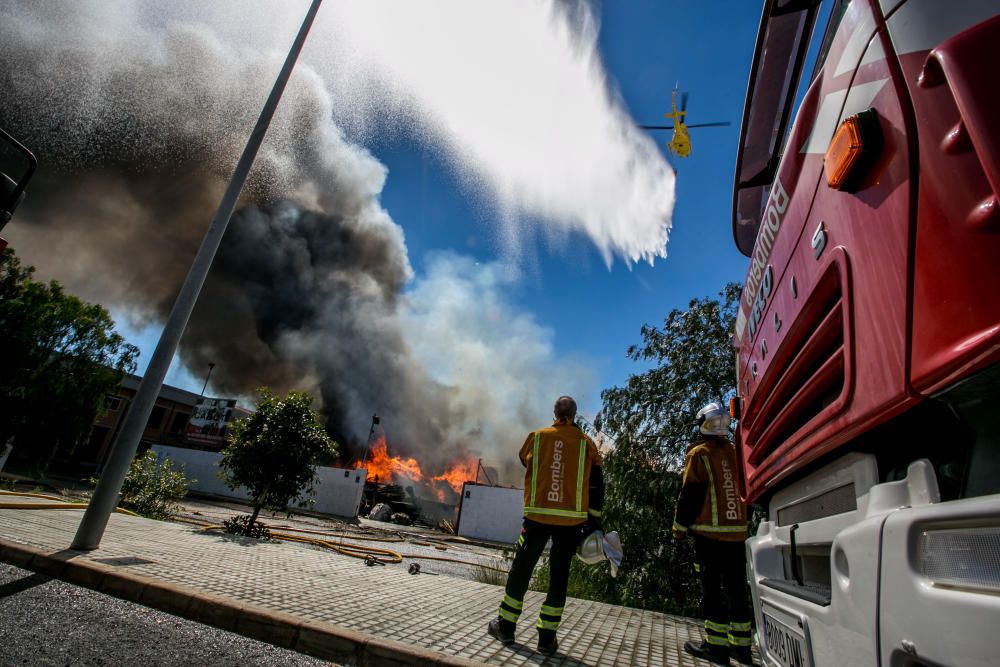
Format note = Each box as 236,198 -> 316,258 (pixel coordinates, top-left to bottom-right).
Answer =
762,612 -> 810,667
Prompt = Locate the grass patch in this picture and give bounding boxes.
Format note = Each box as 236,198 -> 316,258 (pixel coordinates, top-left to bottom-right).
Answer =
471,549 -> 512,586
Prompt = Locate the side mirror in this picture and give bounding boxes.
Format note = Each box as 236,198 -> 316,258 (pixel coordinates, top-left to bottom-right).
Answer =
0,127 -> 37,232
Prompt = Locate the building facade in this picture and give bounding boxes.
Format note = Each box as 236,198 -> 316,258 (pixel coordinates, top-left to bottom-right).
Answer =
72,375 -> 246,474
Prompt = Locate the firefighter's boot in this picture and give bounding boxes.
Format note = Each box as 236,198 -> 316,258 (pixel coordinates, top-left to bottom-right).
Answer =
488,618 -> 515,645
537,629 -> 559,656
684,639 -> 731,665
731,645 -> 756,665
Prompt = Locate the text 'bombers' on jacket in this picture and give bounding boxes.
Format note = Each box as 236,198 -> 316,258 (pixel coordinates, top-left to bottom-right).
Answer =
519,418 -> 604,526
673,436 -> 748,541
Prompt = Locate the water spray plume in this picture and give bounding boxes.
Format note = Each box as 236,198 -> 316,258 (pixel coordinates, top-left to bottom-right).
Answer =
312,0 -> 675,263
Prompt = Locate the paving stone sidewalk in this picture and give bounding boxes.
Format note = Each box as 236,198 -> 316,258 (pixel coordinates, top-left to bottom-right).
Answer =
0,502 -> 712,667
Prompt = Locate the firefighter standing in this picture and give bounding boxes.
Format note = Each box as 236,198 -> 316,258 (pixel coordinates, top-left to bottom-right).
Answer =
488,395 -> 604,656
673,402 -> 754,666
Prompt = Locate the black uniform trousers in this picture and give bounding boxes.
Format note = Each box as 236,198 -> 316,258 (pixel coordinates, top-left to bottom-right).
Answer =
693,534 -> 753,650
497,518 -> 579,639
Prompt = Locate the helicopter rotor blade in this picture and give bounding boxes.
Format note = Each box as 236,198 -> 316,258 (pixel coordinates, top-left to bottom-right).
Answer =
684,122 -> 731,128
640,125 -> 674,130
680,91 -> 689,114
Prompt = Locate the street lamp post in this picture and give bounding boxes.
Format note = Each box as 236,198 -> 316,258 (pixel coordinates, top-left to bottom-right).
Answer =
72,0 -> 324,550
199,362 -> 215,398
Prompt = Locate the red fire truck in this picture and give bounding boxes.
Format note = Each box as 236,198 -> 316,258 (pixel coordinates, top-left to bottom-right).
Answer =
0,127 -> 36,251
731,1 -> 1000,665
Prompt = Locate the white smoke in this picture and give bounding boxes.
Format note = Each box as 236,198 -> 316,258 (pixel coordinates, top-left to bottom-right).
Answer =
402,253 -> 598,445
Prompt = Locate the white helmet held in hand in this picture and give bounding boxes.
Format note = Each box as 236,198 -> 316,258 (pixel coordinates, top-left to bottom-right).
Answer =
578,530 -> 605,565
697,402 -> 731,436
577,529 -> 623,578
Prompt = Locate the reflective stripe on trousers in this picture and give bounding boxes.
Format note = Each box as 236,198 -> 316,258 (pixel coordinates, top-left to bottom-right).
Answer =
705,619 -> 729,646
536,604 -> 563,632
498,593 -> 522,624
729,619 -> 752,647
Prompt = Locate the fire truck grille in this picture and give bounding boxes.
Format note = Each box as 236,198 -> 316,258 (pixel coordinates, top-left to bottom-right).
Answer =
746,264 -> 847,466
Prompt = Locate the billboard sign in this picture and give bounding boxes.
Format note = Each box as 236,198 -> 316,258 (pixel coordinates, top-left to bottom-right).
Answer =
184,397 -> 238,448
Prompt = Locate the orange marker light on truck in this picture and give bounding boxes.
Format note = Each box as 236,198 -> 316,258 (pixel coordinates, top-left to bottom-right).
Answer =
824,108 -> 881,191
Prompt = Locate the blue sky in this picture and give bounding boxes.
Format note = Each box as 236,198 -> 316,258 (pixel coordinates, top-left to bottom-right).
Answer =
126,1 -> 764,415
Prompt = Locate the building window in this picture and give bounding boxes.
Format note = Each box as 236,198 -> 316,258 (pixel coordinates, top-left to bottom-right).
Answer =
105,395 -> 123,411
169,412 -> 190,435
146,405 -> 166,430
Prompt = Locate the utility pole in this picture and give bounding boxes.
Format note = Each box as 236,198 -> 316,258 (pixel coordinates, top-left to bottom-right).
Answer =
199,362 -> 215,398
72,0 -> 325,551
361,413 -> 379,467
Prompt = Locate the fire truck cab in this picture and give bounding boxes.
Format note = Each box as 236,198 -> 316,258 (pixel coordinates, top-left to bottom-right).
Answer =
732,1 -> 1000,665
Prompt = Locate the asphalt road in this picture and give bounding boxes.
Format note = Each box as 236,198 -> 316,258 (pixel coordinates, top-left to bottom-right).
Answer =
0,563 -> 332,667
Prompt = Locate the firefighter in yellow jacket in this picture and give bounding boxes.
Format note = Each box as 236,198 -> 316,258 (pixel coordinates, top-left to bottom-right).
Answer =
488,395 -> 604,655
673,402 -> 753,665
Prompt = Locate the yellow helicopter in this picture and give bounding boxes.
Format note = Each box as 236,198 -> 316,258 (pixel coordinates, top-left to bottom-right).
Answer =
641,89 -> 730,158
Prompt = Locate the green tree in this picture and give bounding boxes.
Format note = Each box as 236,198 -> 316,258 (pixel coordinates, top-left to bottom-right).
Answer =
590,283 -> 742,615
0,248 -> 138,471
220,387 -> 338,528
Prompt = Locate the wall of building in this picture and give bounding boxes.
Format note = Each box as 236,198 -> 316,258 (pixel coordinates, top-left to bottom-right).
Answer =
152,445 -> 248,500
152,444 -> 366,518
456,483 -> 523,544
77,375 -> 203,473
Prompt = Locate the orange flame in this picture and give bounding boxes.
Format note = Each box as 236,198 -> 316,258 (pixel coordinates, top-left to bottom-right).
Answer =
354,435 -> 424,483
431,458 -> 479,501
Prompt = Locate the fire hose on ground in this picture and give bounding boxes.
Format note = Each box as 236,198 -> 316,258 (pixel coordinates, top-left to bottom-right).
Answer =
0,491 -> 506,573
172,516 -> 508,572
0,490 -> 139,516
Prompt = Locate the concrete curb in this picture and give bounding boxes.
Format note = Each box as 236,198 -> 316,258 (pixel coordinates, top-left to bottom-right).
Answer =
0,538 -> 485,667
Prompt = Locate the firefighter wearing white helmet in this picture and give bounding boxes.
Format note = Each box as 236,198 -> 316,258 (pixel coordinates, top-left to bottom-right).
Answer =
673,401 -> 753,666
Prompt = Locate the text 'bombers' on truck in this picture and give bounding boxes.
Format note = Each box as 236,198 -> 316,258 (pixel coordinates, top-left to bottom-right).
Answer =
731,1 -> 1000,666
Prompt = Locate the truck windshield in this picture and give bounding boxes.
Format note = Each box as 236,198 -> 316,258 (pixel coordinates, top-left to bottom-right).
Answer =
732,0 -> 831,256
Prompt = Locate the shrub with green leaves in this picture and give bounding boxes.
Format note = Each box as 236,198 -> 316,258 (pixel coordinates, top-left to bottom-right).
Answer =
108,450 -> 191,520
222,514 -> 272,540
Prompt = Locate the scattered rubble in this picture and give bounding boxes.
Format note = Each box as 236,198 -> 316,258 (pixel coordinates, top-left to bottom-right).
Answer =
367,503 -> 392,522
391,512 -> 412,526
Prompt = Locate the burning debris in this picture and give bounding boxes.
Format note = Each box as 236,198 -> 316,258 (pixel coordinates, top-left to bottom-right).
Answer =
354,434 -> 483,505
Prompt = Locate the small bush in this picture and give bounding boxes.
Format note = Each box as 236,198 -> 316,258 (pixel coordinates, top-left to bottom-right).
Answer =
97,451 -> 190,520
222,514 -> 272,540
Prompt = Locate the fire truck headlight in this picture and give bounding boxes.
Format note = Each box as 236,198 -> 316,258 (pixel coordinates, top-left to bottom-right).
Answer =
919,526 -> 1000,594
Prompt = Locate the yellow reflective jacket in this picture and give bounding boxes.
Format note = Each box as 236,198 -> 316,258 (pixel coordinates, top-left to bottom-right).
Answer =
519,418 -> 603,526
673,436 -> 748,541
